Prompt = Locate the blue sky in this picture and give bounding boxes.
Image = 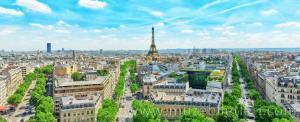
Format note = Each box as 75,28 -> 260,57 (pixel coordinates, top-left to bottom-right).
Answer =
0,0 -> 300,51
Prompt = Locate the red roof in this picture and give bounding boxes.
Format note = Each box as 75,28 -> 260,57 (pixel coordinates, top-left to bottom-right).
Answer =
0,106 -> 6,111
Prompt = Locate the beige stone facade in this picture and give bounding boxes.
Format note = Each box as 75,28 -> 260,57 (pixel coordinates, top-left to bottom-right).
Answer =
1,67 -> 23,98
0,76 -> 7,105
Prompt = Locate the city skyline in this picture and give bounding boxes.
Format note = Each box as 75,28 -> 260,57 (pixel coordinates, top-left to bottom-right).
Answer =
1,0 -> 300,51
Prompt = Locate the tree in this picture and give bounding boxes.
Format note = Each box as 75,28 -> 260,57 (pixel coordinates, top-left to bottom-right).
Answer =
97,99 -> 118,122
114,62 -> 128,99
236,104 -> 247,119
41,65 -> 53,74
132,100 -> 161,122
249,89 -> 260,100
130,83 -> 139,93
36,97 -> 54,114
7,94 -> 22,104
272,118 -> 290,122
254,105 -> 292,122
0,116 -> 7,122
180,108 -> 214,122
222,92 -> 239,106
215,106 -> 238,122
28,67 -> 55,121
34,111 -> 55,122
71,72 -> 84,81
97,69 -> 109,76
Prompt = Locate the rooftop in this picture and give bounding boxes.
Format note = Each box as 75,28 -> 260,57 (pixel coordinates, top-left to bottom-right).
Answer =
283,103 -> 300,117
60,95 -> 101,110
150,89 -> 221,107
56,75 -> 108,87
153,78 -> 188,90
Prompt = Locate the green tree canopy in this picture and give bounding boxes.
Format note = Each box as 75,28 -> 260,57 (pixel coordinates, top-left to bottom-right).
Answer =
132,100 -> 161,122
180,108 -> 214,122
71,72 -> 85,81
215,106 -> 239,122
97,99 -> 119,122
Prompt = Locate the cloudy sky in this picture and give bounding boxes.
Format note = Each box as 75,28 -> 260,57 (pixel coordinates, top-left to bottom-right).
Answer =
0,0 -> 300,51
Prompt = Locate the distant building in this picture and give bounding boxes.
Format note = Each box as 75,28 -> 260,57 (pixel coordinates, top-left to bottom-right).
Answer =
47,42 -> 52,53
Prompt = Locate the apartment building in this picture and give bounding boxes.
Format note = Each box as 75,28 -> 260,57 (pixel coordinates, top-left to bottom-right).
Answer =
0,67 -> 23,98
0,75 -> 7,105
149,79 -> 222,119
59,95 -> 102,122
53,71 -> 116,121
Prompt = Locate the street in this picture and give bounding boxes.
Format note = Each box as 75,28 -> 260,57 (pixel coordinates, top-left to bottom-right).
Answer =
5,80 -> 36,122
236,61 -> 255,122
116,70 -> 133,122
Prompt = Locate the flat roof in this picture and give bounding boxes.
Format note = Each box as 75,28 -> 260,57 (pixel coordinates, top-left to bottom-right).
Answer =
56,76 -> 108,87
151,90 -> 221,104
143,75 -> 157,83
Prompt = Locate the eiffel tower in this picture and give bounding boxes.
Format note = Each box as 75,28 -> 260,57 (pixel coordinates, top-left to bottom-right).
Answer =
147,27 -> 159,57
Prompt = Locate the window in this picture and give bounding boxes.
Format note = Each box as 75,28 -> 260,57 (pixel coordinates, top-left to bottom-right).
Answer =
281,94 -> 285,98
87,111 -> 90,115
64,113 -> 66,117
68,113 -> 70,117
281,99 -> 284,103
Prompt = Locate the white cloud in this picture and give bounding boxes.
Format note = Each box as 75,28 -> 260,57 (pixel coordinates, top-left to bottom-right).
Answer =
0,27 -> 19,36
78,0 -> 107,9
252,22 -> 263,26
213,26 -> 235,31
120,25 -> 125,28
275,21 -> 300,28
181,29 -> 194,33
200,0 -> 228,10
297,10 -> 300,15
213,0 -> 265,16
0,6 -> 23,16
30,23 -> 54,30
92,29 -> 102,33
16,0 -> 52,14
222,31 -> 238,36
150,11 -> 164,17
55,29 -> 70,34
56,20 -> 71,27
154,22 -> 165,27
261,9 -> 278,16
213,26 -> 238,36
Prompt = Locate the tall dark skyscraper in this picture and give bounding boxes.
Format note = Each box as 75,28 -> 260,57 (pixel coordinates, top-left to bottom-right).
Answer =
47,42 -> 51,53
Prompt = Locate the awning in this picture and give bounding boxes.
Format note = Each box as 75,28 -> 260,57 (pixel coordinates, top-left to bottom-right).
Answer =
0,106 -> 6,111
